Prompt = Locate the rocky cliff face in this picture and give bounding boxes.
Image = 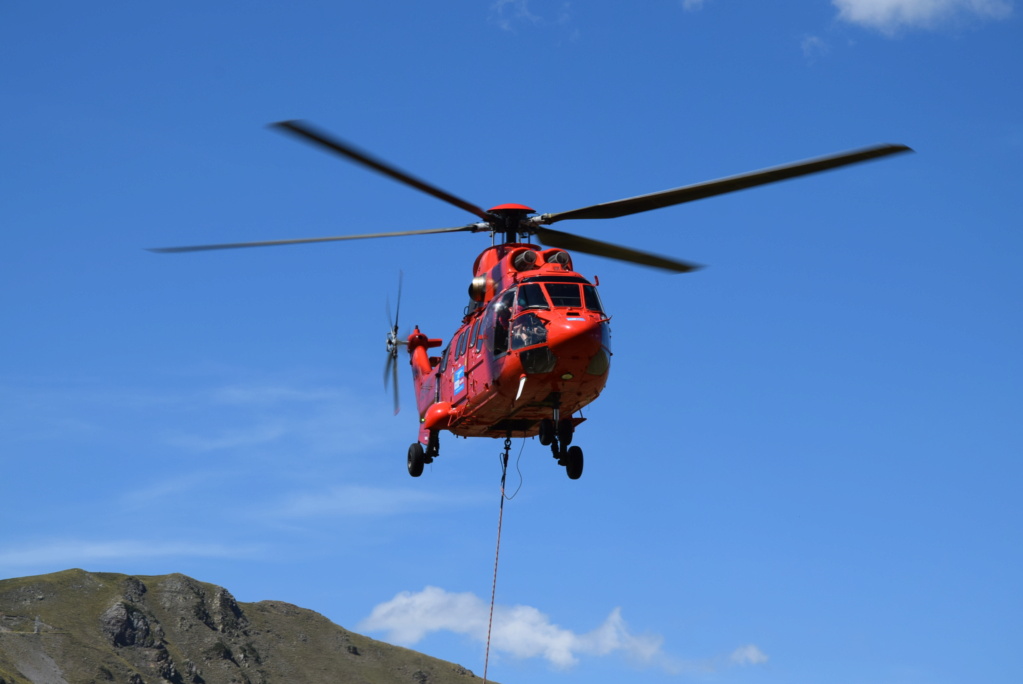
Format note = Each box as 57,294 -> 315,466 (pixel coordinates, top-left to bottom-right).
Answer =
0,570 -> 488,684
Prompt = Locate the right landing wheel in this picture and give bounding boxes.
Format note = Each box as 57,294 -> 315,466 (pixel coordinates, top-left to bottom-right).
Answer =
565,446 -> 583,480
407,442 -> 425,477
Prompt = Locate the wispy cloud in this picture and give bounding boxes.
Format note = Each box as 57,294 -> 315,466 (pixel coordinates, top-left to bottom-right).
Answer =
163,381 -> 388,456
360,586 -> 768,672
209,384 -> 343,406
681,0 -> 710,10
0,539 -> 262,571
491,0 -> 542,30
489,0 -> 573,33
801,34 -> 830,61
730,644 -> 769,665
267,485 -> 486,519
833,0 -> 1013,34
2,375 -> 394,459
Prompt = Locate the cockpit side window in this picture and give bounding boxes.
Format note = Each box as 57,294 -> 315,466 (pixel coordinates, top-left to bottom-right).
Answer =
511,312 -> 547,350
583,285 -> 604,313
545,283 -> 582,308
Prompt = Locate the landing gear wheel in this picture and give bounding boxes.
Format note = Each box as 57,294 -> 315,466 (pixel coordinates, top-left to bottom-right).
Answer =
565,446 -> 583,480
538,419 -> 556,446
407,442 -> 425,477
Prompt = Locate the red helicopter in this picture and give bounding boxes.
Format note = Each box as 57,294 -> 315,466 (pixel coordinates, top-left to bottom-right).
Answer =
152,121 -> 911,480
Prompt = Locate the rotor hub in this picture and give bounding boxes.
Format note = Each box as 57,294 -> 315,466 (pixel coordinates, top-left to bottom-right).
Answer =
487,204 -> 536,244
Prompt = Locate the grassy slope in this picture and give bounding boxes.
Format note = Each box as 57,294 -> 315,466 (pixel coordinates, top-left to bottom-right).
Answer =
0,569 -> 490,684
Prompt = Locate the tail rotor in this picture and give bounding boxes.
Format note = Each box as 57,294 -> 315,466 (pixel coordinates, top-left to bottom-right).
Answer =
384,271 -> 405,415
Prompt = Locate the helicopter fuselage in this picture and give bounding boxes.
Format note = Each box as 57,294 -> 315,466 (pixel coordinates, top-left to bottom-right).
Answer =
407,243 -> 611,445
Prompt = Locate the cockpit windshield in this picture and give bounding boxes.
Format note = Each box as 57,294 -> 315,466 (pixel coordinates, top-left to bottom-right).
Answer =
516,284 -> 549,311
519,276 -> 604,313
545,283 -> 582,308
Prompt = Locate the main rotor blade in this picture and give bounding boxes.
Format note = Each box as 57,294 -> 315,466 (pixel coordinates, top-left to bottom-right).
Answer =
273,120 -> 491,222
391,355 -> 400,415
536,227 -> 702,273
541,143 -> 913,224
147,224 -> 480,253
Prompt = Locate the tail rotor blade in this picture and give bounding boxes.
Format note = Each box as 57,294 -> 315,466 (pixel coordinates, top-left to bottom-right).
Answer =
393,271 -> 403,333
390,353 -> 400,415
384,352 -> 395,387
383,350 -> 400,414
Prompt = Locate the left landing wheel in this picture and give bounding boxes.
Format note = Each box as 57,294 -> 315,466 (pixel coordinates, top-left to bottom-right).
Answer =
407,442 -> 425,477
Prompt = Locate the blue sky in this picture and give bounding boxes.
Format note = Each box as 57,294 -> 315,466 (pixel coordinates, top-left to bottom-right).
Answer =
2,1 -> 1020,682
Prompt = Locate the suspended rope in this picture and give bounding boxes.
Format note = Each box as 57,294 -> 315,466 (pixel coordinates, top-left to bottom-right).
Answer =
482,436 -> 512,684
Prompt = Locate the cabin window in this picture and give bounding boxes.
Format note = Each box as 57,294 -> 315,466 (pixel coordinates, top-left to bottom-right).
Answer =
545,283 -> 582,308
469,318 -> 482,354
475,316 -> 486,351
491,289 -> 516,356
456,328 -> 469,358
583,285 -> 604,313
510,313 -> 547,350
516,284 -> 549,311
439,344 -> 451,373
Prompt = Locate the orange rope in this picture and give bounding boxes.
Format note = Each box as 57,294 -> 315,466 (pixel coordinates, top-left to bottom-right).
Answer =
482,438 -> 511,684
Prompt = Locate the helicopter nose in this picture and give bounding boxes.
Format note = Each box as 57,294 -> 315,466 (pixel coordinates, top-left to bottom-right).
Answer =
547,316 -> 603,359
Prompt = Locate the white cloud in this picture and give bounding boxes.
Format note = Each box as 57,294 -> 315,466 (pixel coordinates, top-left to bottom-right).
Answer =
833,0 -> 1013,33
360,587 -> 664,669
360,587 -> 765,672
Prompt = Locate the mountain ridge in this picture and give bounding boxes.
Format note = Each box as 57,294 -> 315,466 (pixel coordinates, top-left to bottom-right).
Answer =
0,569 -> 492,684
